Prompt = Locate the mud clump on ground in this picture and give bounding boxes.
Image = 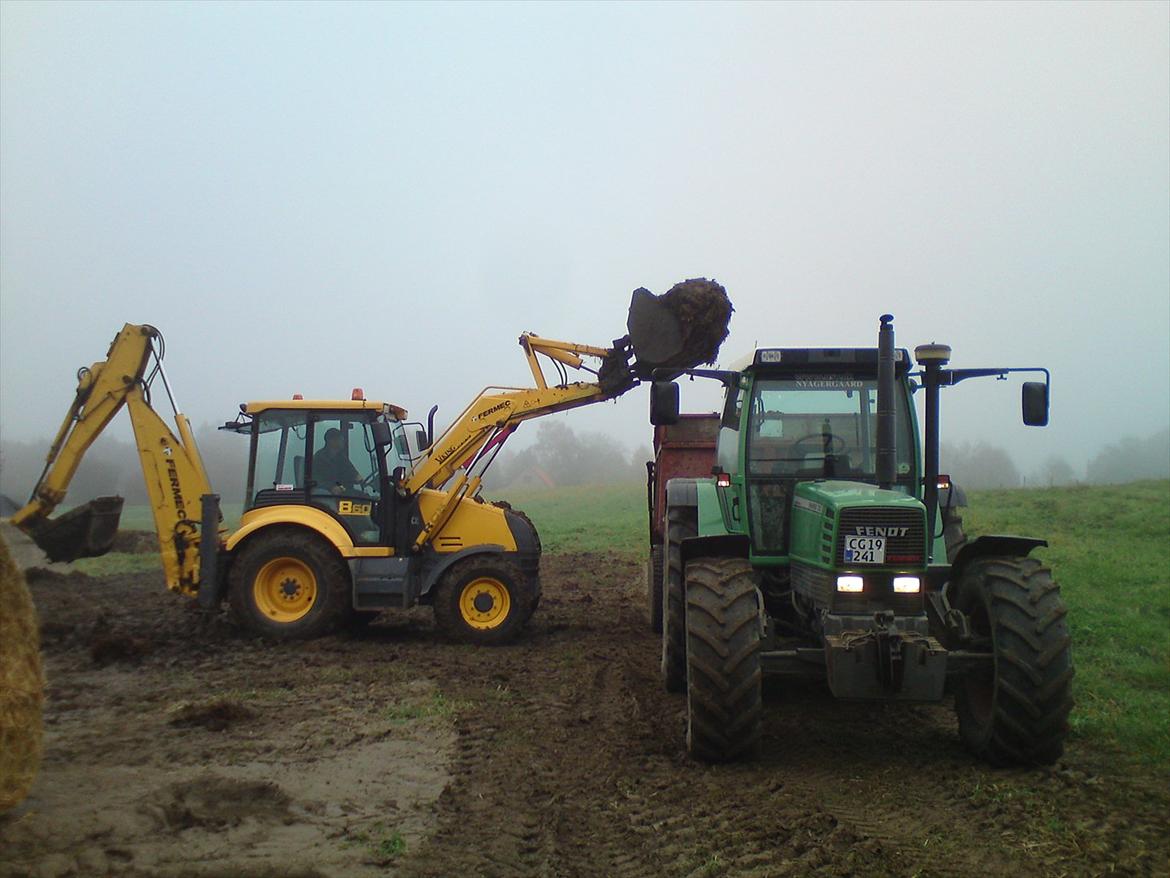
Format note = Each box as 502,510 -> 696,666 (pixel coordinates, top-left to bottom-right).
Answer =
166,698 -> 256,731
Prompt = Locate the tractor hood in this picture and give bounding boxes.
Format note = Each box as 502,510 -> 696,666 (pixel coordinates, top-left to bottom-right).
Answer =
789,481 -> 928,571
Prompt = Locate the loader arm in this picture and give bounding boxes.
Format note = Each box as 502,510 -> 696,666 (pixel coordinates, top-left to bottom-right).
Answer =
404,334 -> 628,496
10,324 -> 215,595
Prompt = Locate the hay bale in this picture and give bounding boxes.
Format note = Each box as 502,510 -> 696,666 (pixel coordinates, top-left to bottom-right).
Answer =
0,532 -> 44,812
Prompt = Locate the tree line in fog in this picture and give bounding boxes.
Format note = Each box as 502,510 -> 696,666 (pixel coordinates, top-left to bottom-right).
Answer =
1,423 -> 1167,504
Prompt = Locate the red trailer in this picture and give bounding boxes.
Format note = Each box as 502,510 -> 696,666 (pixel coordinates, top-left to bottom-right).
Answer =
645,413 -> 719,631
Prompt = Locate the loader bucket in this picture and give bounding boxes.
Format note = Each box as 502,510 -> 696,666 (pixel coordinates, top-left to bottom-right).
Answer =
28,496 -> 124,563
626,278 -> 733,378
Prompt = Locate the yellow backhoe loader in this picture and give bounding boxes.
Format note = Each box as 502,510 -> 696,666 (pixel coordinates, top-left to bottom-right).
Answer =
9,281 -> 731,643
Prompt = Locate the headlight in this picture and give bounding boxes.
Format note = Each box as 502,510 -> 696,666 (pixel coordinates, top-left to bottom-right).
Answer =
836,575 -> 864,593
893,576 -> 921,594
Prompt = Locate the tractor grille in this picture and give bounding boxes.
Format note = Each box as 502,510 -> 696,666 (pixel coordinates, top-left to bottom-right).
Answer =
835,506 -> 926,567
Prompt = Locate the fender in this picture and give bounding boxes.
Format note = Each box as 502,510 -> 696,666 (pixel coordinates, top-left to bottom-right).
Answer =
681,533 -> 751,565
414,543 -> 510,602
950,535 -> 1047,579
665,477 -> 703,509
227,506 -> 392,558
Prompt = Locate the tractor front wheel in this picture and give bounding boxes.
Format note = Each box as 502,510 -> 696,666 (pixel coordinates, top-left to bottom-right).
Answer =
661,506 -> 696,693
432,557 -> 531,645
951,556 -> 1074,766
228,529 -> 351,640
684,556 -> 763,763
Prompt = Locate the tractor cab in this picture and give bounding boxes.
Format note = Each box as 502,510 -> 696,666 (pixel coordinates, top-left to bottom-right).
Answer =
724,347 -> 920,558
229,397 -> 414,547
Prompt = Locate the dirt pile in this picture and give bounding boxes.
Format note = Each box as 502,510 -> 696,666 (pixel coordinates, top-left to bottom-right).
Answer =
0,533 -> 43,813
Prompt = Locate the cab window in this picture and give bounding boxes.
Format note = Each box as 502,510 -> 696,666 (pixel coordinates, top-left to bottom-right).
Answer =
248,411 -> 310,508
307,418 -> 381,498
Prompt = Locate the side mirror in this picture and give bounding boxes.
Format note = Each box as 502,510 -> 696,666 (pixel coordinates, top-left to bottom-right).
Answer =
1022,381 -> 1049,427
371,420 -> 394,447
415,429 -> 430,451
650,381 -> 680,426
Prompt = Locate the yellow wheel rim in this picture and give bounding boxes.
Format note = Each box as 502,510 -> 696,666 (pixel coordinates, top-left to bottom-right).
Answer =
458,577 -> 511,630
253,557 -> 318,623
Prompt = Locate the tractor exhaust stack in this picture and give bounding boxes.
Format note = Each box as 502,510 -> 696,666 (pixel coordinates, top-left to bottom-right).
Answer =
876,314 -> 896,490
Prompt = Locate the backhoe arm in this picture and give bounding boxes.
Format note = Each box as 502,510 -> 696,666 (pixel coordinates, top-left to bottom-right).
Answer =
10,324 -> 214,595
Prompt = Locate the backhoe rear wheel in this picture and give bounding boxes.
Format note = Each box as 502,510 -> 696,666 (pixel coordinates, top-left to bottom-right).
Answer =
951,556 -> 1074,766
685,556 -> 763,763
432,556 -> 531,645
229,529 -> 351,640
661,506 -> 696,693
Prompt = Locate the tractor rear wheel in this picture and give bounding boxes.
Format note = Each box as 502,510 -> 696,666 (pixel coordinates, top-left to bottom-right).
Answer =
433,556 -> 531,645
228,529 -> 351,640
646,544 -> 664,633
951,556 -> 1074,766
661,506 -> 696,693
684,556 -> 763,763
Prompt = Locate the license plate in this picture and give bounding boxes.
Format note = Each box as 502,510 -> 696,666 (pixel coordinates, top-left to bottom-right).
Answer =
844,536 -> 886,564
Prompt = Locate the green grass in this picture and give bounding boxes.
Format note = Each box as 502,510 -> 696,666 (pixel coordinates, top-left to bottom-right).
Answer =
112,503 -> 244,531
73,552 -> 166,576
963,480 -> 1170,766
383,691 -> 465,723
489,482 -> 647,555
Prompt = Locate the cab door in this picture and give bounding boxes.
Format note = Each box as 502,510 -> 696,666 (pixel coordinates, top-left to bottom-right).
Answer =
305,416 -> 386,546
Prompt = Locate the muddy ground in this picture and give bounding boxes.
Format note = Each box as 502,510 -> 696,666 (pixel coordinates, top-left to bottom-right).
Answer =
2,545 -> 1167,878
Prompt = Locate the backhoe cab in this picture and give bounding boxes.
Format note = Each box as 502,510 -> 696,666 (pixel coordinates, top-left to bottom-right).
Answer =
9,279 -> 733,644
648,316 -> 1073,767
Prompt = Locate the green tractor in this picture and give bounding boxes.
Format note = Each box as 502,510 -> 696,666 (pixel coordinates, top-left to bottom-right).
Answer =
650,315 -> 1073,766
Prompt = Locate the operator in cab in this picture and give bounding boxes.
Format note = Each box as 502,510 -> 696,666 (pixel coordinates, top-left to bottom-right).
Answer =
313,428 -> 360,493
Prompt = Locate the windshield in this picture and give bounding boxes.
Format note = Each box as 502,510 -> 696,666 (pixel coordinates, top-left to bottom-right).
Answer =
746,376 -> 915,483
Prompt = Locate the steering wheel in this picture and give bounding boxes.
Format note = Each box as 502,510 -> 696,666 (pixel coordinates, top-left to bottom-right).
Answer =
790,432 -> 848,457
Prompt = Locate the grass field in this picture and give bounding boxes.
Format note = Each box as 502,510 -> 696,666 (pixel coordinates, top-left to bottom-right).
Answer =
963,480 -> 1170,766
73,479 -> 1169,764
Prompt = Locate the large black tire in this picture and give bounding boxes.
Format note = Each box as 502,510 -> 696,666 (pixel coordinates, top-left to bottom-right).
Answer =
646,544 -> 664,634
432,556 -> 531,645
942,507 -> 968,564
661,506 -> 696,693
228,528 -> 351,640
684,556 -> 763,763
951,556 -> 1074,766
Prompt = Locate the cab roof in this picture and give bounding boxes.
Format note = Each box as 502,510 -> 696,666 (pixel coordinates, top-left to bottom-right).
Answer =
242,399 -> 408,419
728,347 -> 911,374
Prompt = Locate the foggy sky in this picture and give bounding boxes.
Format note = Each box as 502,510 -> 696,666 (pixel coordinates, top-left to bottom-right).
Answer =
2,1 -> 1167,479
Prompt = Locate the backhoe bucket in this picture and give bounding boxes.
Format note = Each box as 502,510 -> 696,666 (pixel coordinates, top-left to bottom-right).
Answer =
626,278 -> 733,378
29,496 -> 124,563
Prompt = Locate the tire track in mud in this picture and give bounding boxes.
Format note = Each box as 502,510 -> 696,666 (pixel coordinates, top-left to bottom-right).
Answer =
401,556 -> 916,877
10,550 -> 1168,878
400,554 -> 1170,878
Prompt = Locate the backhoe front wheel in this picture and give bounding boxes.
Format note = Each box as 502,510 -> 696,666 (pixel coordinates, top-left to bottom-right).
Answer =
685,556 -> 763,763
229,530 -> 351,640
432,557 -> 532,645
951,556 -> 1074,766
